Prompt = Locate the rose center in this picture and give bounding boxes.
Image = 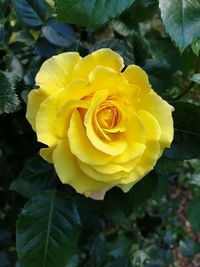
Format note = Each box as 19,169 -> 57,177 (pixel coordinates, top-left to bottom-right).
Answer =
97,106 -> 118,129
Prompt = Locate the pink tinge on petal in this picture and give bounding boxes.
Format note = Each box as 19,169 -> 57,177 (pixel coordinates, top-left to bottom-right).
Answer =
87,188 -> 110,200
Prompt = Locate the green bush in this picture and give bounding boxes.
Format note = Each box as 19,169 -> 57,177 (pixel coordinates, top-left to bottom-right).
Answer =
0,0 -> 200,266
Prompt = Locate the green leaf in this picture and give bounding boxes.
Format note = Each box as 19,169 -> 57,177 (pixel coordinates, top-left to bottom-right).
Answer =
42,18 -> 75,48
10,156 -> 59,199
187,195 -> 200,233
104,256 -> 132,267
144,60 -> 173,97
165,102 -> 200,160
0,252 -> 9,267
125,31 -> 149,66
109,235 -> 132,258
56,0 -> 135,28
191,73 -> 200,85
192,37 -> 200,56
180,239 -> 200,257
159,0 -> 200,51
16,190 -> 81,267
0,71 -> 20,114
12,0 -> 48,27
127,0 -> 158,22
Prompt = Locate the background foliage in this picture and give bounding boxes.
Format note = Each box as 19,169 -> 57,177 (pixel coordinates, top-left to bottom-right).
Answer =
0,0 -> 200,266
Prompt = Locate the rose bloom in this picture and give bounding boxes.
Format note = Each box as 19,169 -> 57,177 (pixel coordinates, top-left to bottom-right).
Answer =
26,48 -> 174,200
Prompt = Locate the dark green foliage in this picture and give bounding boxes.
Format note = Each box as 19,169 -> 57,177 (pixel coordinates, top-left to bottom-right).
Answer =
12,0 -> 48,27
159,0 -> 200,52
10,156 -> 59,198
0,71 -> 20,114
187,195 -> 200,233
0,0 -> 200,266
56,0 -> 135,28
42,18 -> 75,48
180,239 -> 200,257
16,190 -> 81,267
165,102 -> 200,160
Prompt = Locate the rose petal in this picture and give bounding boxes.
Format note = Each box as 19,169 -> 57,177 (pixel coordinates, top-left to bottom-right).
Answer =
36,52 -> 81,93
68,109 -> 112,165
123,64 -> 151,95
36,80 -> 91,147
53,140 -> 109,196
73,48 -> 124,81
78,160 -> 128,182
84,90 -> 127,156
137,110 -> 161,141
139,91 -> 174,147
89,66 -> 128,90
26,88 -> 48,130
119,141 -> 161,185
39,146 -> 55,163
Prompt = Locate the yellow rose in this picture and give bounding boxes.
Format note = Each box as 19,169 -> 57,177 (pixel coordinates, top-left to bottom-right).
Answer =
26,48 -> 174,200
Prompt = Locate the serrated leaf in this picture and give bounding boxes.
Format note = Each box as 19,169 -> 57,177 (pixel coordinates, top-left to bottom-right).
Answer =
56,0 -> 135,28
165,102 -> 200,160
16,190 -> 81,267
0,71 -> 20,114
187,195 -> 200,233
159,0 -> 200,51
10,156 -> 59,199
12,0 -> 48,27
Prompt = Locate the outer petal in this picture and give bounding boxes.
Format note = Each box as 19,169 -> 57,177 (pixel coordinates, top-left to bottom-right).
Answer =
78,160 -> 128,182
26,88 -> 49,130
36,52 -> 81,94
52,140 -> 111,199
119,141 -> 161,185
92,156 -> 140,174
123,65 -> 151,95
39,146 -> 55,163
72,48 -> 124,81
36,81 -> 91,147
89,66 -> 128,90
139,91 -> 174,147
113,109 -> 146,164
